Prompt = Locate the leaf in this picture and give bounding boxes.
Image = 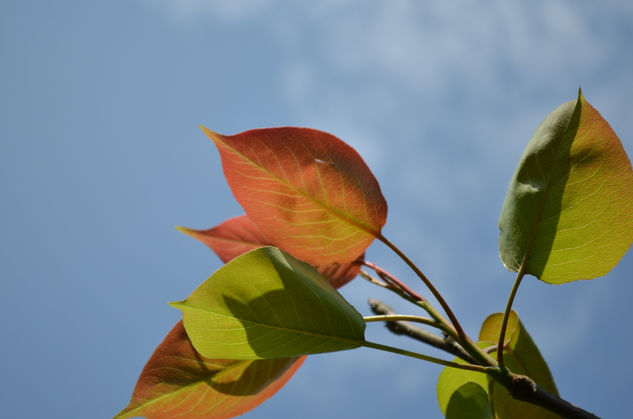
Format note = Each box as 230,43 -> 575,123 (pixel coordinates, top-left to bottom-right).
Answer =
316,255 -> 363,289
498,90 -> 633,283
177,215 -> 270,265
202,126 -> 388,266
479,311 -> 559,419
115,321 -> 305,419
171,246 -> 366,359
177,214 -> 363,288
437,359 -> 491,419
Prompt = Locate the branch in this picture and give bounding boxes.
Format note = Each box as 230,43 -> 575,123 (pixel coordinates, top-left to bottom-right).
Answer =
368,299 -> 476,364
503,373 -> 601,419
370,299 -> 602,418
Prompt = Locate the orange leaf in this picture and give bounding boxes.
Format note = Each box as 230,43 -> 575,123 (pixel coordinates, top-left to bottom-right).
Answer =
202,127 -> 387,265
177,215 -> 270,264
115,321 -> 305,419
178,214 -> 363,288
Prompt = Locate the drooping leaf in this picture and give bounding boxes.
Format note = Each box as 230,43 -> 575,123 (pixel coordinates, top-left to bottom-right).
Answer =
177,214 -> 363,288
437,358 -> 491,419
171,246 -> 366,359
499,90 -> 633,283
201,126 -> 388,265
478,311 -> 558,419
115,321 -> 305,419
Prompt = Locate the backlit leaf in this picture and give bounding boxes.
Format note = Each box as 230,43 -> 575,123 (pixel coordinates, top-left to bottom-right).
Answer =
479,311 -> 558,419
316,255 -> 363,289
177,215 -> 270,265
114,321 -> 304,419
202,126 -> 387,265
177,214 -> 363,288
499,91 -> 633,283
437,358 -> 491,419
171,247 -> 366,359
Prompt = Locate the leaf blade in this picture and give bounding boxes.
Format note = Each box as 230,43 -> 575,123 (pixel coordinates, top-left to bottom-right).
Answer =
479,311 -> 558,419
178,214 -> 363,288
171,247 -> 366,359
498,91 -> 633,283
114,321 -> 305,419
202,127 -> 387,265
437,360 -> 491,419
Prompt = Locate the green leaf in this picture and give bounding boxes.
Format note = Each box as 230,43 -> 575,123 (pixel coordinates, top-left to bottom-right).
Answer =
437,360 -> 491,419
498,90 -> 633,283
202,126 -> 388,266
115,321 -> 304,419
171,246 -> 366,359
479,311 -> 559,419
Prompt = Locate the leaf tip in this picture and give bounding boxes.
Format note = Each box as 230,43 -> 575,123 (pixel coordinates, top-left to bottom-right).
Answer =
168,300 -> 187,310
199,125 -> 222,141
577,86 -> 585,102
175,225 -> 197,237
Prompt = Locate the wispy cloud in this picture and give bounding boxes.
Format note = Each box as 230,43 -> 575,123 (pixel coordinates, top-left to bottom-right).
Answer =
141,0 -> 633,410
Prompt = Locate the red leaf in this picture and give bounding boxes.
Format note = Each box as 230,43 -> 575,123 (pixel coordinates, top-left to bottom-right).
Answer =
115,321 -> 305,419
318,260 -> 362,289
177,215 -> 269,264
178,214 -> 363,288
202,126 -> 387,265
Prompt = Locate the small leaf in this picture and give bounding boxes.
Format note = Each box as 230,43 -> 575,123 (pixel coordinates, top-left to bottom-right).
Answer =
437,360 -> 491,419
178,214 -> 363,288
499,90 -> 633,283
479,311 -> 558,419
202,126 -> 388,265
115,321 -> 305,419
171,246 -> 366,359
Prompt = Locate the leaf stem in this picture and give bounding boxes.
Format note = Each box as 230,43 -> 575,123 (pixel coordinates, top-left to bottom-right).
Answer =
368,299 -> 478,364
362,265 -> 496,367
364,314 -> 438,328
360,268 -> 455,337
363,260 -> 427,302
497,266 -> 526,368
377,234 -> 467,340
361,340 -> 488,373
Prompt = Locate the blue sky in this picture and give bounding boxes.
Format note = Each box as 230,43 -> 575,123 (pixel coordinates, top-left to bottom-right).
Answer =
2,1 -> 632,418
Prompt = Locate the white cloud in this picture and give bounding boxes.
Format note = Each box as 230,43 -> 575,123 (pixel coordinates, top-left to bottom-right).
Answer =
139,2 -> 633,413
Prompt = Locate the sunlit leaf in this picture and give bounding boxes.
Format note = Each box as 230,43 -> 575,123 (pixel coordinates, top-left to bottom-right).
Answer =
202,126 -> 387,265
316,255 -> 363,289
479,311 -> 558,419
437,358 -> 491,419
498,90 -> 633,283
177,214 -> 363,288
177,215 -> 270,265
114,321 -> 304,419
171,246 -> 366,359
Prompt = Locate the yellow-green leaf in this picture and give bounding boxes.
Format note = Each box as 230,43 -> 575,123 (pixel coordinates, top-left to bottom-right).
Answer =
479,311 -> 559,419
437,359 -> 491,419
171,247 -> 365,360
498,90 -> 633,283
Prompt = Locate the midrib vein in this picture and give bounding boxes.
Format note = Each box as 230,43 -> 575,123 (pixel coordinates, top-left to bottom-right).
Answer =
218,137 -> 381,237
